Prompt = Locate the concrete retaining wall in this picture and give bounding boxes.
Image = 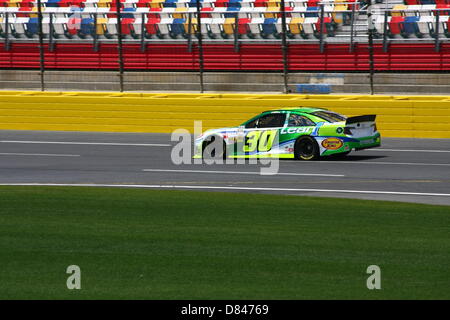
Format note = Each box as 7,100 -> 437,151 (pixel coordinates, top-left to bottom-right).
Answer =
1,71 -> 450,94
0,91 -> 449,138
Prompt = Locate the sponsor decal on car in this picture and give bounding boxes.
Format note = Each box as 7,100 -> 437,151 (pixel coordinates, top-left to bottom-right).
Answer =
321,138 -> 343,150
280,127 -> 311,134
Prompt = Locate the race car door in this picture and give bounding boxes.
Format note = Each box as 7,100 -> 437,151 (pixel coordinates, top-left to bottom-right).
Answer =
242,112 -> 286,156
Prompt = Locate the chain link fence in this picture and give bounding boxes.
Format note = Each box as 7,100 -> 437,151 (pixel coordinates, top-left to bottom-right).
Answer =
0,0 -> 449,94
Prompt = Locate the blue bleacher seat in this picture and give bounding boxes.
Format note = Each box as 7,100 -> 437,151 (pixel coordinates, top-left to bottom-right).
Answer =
46,0 -> 62,8
80,18 -> 95,37
224,7 -> 240,18
188,0 -> 203,7
228,0 -> 242,8
122,7 -> 136,19
305,7 -> 319,18
26,18 -> 39,37
402,16 -> 421,36
164,0 -> 177,8
261,18 -> 277,36
170,18 -> 186,38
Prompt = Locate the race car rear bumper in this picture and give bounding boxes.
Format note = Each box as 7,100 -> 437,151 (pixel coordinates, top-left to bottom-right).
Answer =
351,133 -> 381,151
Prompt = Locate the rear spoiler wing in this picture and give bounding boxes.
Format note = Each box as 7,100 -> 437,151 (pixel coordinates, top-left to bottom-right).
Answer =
346,115 -> 376,125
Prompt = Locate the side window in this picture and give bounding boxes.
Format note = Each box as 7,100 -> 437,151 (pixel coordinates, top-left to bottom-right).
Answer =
288,114 -> 315,127
257,114 -> 286,128
245,118 -> 259,129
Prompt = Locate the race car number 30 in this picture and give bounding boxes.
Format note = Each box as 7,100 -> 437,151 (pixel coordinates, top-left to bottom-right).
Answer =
244,130 -> 277,152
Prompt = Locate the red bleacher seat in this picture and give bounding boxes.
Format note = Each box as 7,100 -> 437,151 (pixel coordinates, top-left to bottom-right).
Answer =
405,0 -> 420,4
201,7 -> 214,18
254,0 -> 269,8
146,18 -> 161,35
389,16 -> 405,34
215,0 -> 230,7
137,0 -> 153,8
308,0 -> 320,7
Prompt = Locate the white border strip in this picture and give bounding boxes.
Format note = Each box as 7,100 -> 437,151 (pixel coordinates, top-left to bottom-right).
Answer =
1,183 -> 449,197
372,148 -> 450,153
0,153 -> 80,157
142,169 -> 345,177
0,141 -> 171,147
316,161 -> 450,167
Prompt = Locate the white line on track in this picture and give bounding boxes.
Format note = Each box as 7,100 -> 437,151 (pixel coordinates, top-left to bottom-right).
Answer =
0,153 -> 80,157
317,161 -> 450,166
142,169 -> 345,177
1,183 -> 449,197
369,148 -> 450,153
0,140 -> 171,147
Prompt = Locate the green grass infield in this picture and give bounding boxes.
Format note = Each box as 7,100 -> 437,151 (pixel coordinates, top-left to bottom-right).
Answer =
0,186 -> 449,299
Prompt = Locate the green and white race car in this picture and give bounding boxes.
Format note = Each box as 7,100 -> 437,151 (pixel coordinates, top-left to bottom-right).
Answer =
194,107 -> 381,160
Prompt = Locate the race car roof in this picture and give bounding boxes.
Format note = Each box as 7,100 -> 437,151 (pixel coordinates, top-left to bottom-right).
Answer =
264,107 -> 328,114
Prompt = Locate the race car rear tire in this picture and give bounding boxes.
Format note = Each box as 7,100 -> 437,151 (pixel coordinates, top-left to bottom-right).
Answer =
294,136 -> 319,161
202,136 -> 226,160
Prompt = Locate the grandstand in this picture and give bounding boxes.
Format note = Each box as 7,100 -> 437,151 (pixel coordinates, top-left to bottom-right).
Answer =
0,0 -> 449,41
0,0 -> 449,93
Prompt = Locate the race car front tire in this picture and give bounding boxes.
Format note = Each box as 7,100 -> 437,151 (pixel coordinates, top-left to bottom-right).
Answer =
294,136 -> 319,161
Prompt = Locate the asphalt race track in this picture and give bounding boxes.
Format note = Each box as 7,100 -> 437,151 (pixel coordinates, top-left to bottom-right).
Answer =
0,130 -> 449,205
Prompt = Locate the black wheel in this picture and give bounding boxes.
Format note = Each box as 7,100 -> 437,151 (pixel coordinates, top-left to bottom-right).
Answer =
202,136 -> 226,160
294,136 -> 319,161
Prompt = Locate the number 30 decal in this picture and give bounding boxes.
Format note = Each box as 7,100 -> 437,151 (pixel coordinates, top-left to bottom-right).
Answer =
244,130 -> 277,152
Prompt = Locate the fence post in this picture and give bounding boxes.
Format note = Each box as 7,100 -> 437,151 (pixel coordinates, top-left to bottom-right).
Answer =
5,12 -> 10,51
319,4 -> 325,54
367,0 -> 375,95
116,0 -> 124,92
349,4 -> 356,53
49,13 -> 54,52
435,10 -> 440,53
280,0 -> 289,94
234,14 -> 239,53
93,13 -> 99,52
37,0 -> 45,91
141,12 -> 146,53
187,12 -> 192,53
382,10 -> 388,53
196,0 -> 205,93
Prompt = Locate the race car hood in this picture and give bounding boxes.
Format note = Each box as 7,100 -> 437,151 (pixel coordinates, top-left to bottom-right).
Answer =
196,127 -> 235,140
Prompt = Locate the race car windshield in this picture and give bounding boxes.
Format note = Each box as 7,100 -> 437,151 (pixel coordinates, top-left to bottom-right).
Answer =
312,111 -> 347,123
